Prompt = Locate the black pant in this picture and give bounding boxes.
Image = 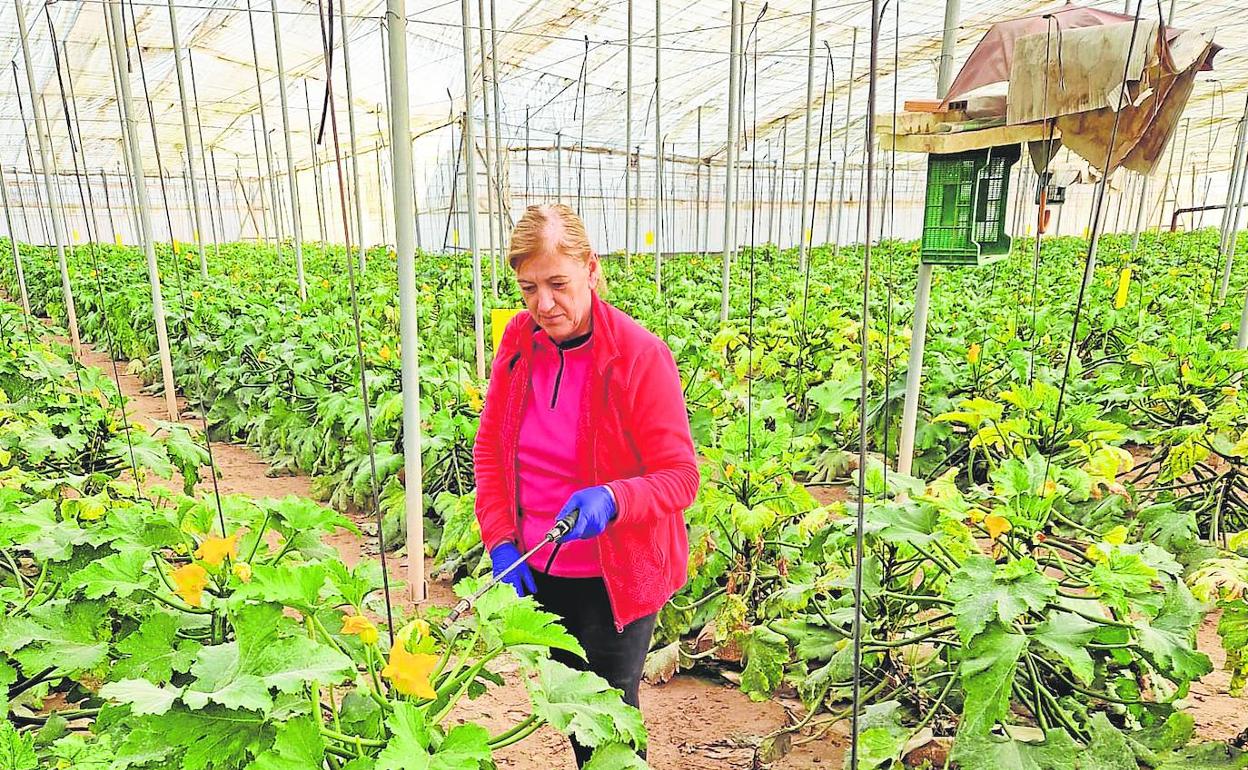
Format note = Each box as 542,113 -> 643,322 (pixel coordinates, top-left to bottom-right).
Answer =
531,570 -> 656,767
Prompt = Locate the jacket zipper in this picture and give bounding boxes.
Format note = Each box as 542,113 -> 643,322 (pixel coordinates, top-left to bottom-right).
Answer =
549,347 -> 566,409
593,363 -> 627,632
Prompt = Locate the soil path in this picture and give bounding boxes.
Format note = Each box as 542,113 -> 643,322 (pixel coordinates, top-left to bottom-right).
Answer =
76,340 -> 845,769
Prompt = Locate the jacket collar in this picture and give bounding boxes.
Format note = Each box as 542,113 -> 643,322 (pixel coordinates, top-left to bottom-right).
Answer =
514,292 -> 621,373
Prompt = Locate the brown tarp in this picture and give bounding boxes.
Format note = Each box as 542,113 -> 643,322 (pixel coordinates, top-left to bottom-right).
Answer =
939,2 -> 1211,107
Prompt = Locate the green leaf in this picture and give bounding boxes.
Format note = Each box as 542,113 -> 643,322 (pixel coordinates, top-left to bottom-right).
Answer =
0,659 -> 14,717
847,701 -> 908,770
99,678 -> 181,716
733,501 -> 776,540
959,624 -> 1027,735
583,743 -> 649,770
69,547 -> 152,599
183,604 -> 353,714
234,563 -> 328,612
946,555 -> 1056,642
246,717 -> 325,770
0,720 -> 37,770
1088,550 -> 1158,613
740,625 -> 789,701
112,612 -> 201,685
1032,611 -> 1098,684
1216,600 -> 1248,696
951,727 -> 1081,770
491,601 -> 586,658
1154,742 -> 1248,770
111,704 -> 272,770
527,658 -> 647,751
108,430 -> 173,478
0,600 -> 110,674
1135,585 -> 1213,684
429,724 -> 491,770
375,702 -> 431,769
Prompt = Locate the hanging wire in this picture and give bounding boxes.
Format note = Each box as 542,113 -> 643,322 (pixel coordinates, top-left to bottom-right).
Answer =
1027,18 -> 1060,386
850,0 -> 880,763
122,0 -> 229,533
317,0 -> 397,642
743,2 -> 768,476
879,0 -> 898,485
794,41 -> 831,421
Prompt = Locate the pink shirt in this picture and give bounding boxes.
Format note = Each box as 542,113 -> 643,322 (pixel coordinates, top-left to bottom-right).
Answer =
516,328 -> 601,577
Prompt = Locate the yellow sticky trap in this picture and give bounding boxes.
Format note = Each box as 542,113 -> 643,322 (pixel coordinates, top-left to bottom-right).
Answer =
193,229 -> 200,242
114,234 -> 123,246
804,228 -> 812,245
644,231 -> 655,245
452,229 -> 460,246
1082,226 -> 1090,238
71,229 -> 80,243
1114,266 -> 1132,309
1025,224 -> 1032,236
172,239 -> 180,254
491,308 -> 523,353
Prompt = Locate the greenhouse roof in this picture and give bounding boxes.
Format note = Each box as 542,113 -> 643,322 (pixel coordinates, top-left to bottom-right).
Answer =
0,0 -> 1243,188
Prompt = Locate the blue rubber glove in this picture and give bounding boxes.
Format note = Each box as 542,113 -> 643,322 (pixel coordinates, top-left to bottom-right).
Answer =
557,486 -> 617,541
490,542 -> 536,597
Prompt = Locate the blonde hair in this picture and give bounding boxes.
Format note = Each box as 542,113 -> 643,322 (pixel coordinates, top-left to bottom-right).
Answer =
507,204 -> 604,292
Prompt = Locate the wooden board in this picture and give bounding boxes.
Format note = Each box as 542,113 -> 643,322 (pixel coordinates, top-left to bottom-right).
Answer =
877,121 -> 1061,154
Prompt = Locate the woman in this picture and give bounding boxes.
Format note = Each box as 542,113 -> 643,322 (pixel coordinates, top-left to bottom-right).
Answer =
473,203 -> 699,766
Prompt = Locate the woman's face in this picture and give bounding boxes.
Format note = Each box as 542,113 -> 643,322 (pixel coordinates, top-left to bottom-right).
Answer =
514,246 -> 599,343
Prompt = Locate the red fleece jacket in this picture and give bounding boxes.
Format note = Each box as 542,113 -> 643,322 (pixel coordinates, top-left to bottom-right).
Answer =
473,294 -> 699,630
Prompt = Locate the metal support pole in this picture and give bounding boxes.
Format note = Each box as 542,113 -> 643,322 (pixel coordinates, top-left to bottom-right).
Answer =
624,0 -> 632,266
246,0 -> 284,256
489,0 -> 507,249
1219,97 -> 1248,299
460,0 -> 487,379
304,81 -> 328,243
477,0 -> 499,296
13,0 -> 79,351
1220,145 -> 1248,300
98,20 -> 140,242
0,165 -> 31,315
271,0 -> 307,299
719,0 -> 741,322
251,118 -> 272,245
376,113 -> 389,247
835,28 -> 858,251
1130,176 -> 1149,254
798,0 -> 816,272
186,50 -> 219,261
340,11 -> 367,269
555,131 -> 562,199
898,0 -> 958,477
695,106 -> 702,254
165,0 -> 208,279
386,0 -> 426,604
633,144 -> 640,254
107,0 -> 178,421
653,0 -> 662,291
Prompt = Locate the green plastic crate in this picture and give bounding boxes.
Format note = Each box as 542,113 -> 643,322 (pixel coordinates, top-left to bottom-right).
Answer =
920,144 -> 1021,266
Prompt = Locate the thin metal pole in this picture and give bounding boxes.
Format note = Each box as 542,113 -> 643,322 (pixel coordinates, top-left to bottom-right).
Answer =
210,150 -> 227,241
1220,144 -> 1248,300
555,131 -> 562,199
624,0 -> 632,266
797,0 -> 816,272
898,0 -> 958,477
489,0 -> 507,249
100,170 -> 119,242
340,10 -> 366,269
107,0 -> 178,421
0,165 -> 31,315
720,0 -> 741,322
376,113 -> 389,246
386,0 -> 426,604
1130,176 -> 1148,254
186,50 -> 219,261
304,81 -> 328,243
246,0 -> 284,256
653,0 -> 662,291
477,0 -> 499,296
695,106 -> 702,254
165,0 -> 208,279
1219,97 -> 1248,298
460,0 -> 487,379
779,119 -> 786,246
98,20 -> 141,241
835,28 -> 858,251
524,106 -> 531,207
250,116 -> 271,245
13,0 -> 79,352
271,0 -> 307,299
633,144 -> 640,254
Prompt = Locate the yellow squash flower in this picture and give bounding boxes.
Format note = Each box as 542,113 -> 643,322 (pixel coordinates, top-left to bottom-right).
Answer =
379,345 -> 393,363
967,343 -> 981,365
172,563 -> 210,607
232,562 -> 253,583
381,622 -> 437,698
341,614 -> 380,645
194,533 -> 238,567
984,514 -> 1012,540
